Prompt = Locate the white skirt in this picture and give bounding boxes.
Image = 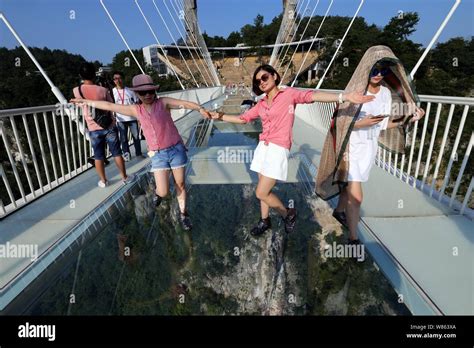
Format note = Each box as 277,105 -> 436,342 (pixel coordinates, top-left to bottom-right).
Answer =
250,141 -> 290,181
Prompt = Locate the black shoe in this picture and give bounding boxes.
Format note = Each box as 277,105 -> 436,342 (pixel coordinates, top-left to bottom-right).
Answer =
152,193 -> 162,207
348,238 -> 361,245
282,208 -> 297,234
332,210 -> 348,228
250,217 -> 272,236
179,212 -> 193,231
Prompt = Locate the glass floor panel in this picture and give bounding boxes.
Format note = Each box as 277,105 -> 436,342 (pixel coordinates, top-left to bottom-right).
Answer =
207,130 -> 260,146
26,176 -> 410,315
207,121 -> 261,147
18,118 -> 410,315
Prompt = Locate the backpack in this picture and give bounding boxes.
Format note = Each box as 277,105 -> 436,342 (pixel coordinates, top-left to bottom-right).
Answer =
78,85 -> 113,129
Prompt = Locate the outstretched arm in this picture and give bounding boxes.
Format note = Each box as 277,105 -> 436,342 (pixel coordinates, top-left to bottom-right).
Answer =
209,112 -> 247,124
210,102 -> 259,124
161,97 -> 211,118
311,91 -> 375,104
70,98 -> 138,117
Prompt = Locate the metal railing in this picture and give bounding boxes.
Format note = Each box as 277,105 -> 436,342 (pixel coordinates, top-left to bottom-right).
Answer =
0,86 -> 223,219
295,89 -> 474,218
0,104 -> 91,218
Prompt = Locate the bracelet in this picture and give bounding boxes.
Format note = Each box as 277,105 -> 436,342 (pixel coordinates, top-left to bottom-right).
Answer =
338,93 -> 344,104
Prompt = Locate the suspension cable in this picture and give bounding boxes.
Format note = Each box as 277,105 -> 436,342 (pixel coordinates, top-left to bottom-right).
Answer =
170,0 -> 213,85
272,0 -> 304,66
280,0 -> 320,83
276,0 -> 312,71
162,0 -> 210,87
410,0 -> 461,79
315,0 -> 365,89
171,0 -> 216,85
180,0 -> 220,85
99,0 -> 145,74
291,0 -> 333,87
152,0 -> 200,87
275,0 -> 311,70
134,0 -> 185,90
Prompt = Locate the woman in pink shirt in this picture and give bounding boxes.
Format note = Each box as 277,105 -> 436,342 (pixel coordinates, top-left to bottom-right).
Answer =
72,74 -> 210,231
210,65 -> 374,236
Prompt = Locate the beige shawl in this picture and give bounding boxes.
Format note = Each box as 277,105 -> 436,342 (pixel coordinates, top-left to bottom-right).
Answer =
315,45 -> 419,200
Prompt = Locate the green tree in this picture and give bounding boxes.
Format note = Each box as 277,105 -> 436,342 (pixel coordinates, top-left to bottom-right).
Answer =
383,12 -> 420,41
226,31 -> 243,47
416,37 -> 474,97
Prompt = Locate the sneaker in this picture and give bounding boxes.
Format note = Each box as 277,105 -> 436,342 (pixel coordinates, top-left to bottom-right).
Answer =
179,212 -> 193,231
123,152 -> 131,162
250,217 -> 272,236
332,210 -> 348,228
152,193 -> 162,207
98,180 -> 108,188
122,174 -> 136,185
282,207 -> 297,234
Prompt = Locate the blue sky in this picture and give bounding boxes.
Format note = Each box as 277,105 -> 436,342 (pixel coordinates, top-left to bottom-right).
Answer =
0,0 -> 472,64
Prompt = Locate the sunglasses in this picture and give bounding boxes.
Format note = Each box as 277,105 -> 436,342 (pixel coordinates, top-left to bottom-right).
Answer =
137,90 -> 155,96
256,73 -> 271,85
370,67 -> 390,77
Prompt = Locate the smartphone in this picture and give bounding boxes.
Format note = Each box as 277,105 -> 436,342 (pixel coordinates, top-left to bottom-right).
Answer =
369,114 -> 390,119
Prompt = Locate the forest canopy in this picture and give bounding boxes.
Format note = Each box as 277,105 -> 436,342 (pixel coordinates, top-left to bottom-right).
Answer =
0,12 -> 472,109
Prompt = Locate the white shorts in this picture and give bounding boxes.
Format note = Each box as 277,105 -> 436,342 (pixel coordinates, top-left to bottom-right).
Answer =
250,141 -> 290,181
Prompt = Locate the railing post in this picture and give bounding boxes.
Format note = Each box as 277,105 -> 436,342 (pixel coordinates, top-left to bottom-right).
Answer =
0,121 -> 26,202
429,104 -> 455,197
0,163 -> 17,209
460,177 -> 473,215
438,105 -> 469,199
22,114 -> 44,194
449,132 -> 473,208
9,116 -> 35,197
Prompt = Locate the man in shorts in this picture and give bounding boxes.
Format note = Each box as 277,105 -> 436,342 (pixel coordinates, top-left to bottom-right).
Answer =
73,62 -> 134,188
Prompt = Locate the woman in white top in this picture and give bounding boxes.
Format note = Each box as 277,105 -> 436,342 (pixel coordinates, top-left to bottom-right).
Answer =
348,83 -> 392,182
333,62 -> 425,244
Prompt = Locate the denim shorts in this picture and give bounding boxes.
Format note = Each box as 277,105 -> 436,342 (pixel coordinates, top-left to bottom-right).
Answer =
89,126 -> 122,160
150,142 -> 188,172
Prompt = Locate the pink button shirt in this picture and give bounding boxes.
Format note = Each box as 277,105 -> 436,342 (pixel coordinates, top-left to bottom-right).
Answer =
134,98 -> 182,150
239,87 -> 314,149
